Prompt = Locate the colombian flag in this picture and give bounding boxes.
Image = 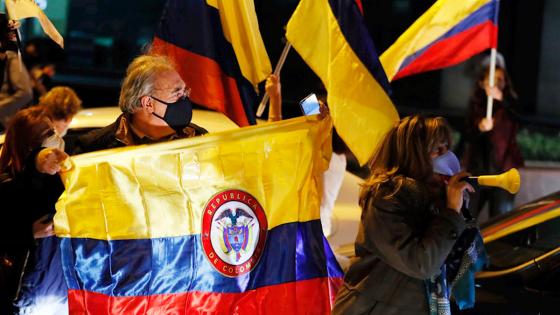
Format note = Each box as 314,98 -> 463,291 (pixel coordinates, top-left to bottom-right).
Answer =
152,0 -> 272,127
54,116 -> 343,314
286,0 -> 399,166
381,0 -> 500,81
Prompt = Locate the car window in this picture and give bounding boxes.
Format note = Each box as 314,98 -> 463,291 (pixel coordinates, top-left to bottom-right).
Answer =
485,215 -> 560,270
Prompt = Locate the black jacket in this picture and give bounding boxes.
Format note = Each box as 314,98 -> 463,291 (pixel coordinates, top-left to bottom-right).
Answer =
72,113 -> 208,154
333,177 -> 465,315
0,150 -> 64,310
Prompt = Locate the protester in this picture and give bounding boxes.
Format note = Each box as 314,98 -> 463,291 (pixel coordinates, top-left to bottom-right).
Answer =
332,115 -> 480,315
0,15 -> 33,132
460,54 -> 524,218
74,54 -> 206,153
0,107 -> 69,314
30,63 -> 57,102
39,86 -> 82,151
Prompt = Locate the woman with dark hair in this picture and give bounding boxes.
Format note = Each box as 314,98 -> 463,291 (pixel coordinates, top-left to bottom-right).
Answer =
332,115 -> 477,315
0,107 -> 68,314
461,61 -> 524,218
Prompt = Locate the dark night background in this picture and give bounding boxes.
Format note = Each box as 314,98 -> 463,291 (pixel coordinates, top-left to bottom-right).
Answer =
12,0 -> 560,133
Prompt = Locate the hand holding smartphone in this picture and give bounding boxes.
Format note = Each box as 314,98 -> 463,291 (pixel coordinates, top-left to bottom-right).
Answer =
299,93 -> 321,116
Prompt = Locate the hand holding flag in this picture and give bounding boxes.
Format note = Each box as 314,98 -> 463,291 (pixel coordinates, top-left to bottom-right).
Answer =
4,0 -> 64,48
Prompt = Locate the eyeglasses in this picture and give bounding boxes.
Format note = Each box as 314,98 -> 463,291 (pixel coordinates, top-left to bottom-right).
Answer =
152,87 -> 190,100
150,95 -> 187,106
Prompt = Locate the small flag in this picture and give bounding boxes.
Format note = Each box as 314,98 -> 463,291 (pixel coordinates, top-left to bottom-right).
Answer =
381,0 -> 499,81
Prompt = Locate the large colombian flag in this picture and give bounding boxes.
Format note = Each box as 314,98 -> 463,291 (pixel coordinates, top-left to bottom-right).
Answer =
381,0 -> 500,81
286,0 -> 399,166
54,116 -> 343,314
152,0 -> 272,127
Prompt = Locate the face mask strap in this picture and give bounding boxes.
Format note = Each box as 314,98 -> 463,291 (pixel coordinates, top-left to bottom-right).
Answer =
150,95 -> 171,106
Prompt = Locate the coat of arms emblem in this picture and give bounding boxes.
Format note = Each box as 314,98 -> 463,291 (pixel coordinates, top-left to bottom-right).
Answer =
201,190 -> 267,277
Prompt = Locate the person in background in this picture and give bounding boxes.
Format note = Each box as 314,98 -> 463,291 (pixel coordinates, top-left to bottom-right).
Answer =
0,107 -> 68,314
38,86 -> 82,151
460,54 -> 524,219
74,54 -> 206,153
30,63 -> 57,102
333,115 -> 477,315
0,14 -> 33,133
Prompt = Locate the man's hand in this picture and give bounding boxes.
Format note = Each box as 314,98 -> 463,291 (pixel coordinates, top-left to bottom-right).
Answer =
35,148 -> 68,175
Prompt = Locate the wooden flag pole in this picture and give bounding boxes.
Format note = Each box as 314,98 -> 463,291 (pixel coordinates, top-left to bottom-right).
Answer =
256,42 -> 292,118
485,48 -> 497,120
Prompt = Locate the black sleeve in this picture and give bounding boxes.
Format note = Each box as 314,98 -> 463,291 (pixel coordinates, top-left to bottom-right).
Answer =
363,190 -> 466,279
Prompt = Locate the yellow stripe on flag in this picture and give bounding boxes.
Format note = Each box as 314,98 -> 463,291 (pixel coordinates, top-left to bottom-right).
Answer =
286,0 -> 398,166
206,0 -> 271,87
54,116 -> 331,241
380,0 -> 491,81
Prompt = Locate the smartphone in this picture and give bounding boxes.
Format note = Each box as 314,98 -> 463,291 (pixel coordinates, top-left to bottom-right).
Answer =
299,93 -> 321,116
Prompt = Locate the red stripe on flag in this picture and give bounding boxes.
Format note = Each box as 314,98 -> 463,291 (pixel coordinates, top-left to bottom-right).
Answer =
152,37 -> 250,126
355,0 -> 363,14
394,21 -> 497,80
68,277 -> 342,314
482,200 -> 560,238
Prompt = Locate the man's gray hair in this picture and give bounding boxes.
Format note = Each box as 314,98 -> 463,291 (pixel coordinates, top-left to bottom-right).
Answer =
119,55 -> 176,113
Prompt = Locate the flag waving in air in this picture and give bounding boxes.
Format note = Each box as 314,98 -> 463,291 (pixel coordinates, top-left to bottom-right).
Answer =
381,0 -> 500,81
152,0 -> 271,127
55,116 -> 343,314
286,0 -> 399,166
4,0 -> 64,48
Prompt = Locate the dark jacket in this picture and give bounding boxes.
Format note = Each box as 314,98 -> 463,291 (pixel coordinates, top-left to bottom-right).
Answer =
0,150 -> 64,311
0,51 -> 33,129
461,95 -> 524,174
333,177 -> 465,315
72,113 -> 208,154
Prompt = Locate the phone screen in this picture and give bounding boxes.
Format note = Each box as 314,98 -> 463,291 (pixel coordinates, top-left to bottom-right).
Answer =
299,93 -> 321,116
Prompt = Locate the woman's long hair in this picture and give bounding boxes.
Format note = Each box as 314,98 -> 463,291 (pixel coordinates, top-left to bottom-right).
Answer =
0,107 -> 54,176
359,115 -> 451,207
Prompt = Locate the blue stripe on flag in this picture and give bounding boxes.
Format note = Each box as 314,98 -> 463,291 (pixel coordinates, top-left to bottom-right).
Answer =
61,220 -> 343,297
399,1 -> 497,71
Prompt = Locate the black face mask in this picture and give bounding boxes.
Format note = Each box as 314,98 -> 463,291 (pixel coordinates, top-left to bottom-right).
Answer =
150,95 -> 193,133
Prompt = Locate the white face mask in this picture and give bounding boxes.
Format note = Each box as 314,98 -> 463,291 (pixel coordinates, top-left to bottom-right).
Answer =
42,132 -> 65,151
58,127 -> 68,137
